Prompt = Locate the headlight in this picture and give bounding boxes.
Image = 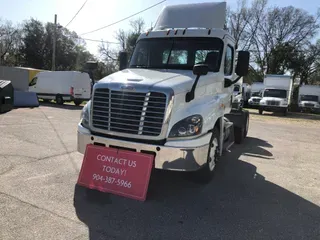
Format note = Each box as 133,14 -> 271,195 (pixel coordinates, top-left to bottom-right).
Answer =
80,101 -> 90,128
260,101 -> 266,105
169,115 -> 202,138
281,100 -> 288,105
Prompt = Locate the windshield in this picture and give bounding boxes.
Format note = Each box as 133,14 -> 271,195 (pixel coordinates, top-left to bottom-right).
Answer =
129,37 -> 224,71
300,95 -> 319,102
263,89 -> 287,98
252,92 -> 261,97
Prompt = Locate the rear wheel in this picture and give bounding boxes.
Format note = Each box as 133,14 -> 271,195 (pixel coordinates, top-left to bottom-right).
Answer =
56,95 -> 64,105
235,111 -> 249,144
194,127 -> 220,184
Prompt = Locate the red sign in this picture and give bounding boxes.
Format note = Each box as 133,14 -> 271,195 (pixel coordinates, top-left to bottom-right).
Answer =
77,144 -> 154,201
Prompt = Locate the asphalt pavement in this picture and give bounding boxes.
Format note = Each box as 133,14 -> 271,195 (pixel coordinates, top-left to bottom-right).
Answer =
0,105 -> 319,240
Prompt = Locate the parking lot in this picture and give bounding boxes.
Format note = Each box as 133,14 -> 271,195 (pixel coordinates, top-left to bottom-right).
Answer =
0,105 -> 319,240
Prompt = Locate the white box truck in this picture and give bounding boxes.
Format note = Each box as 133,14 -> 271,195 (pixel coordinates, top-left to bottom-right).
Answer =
259,75 -> 293,115
77,2 -> 251,183
242,83 -> 251,105
29,71 -> 92,106
248,82 -> 264,107
298,85 -> 320,112
232,78 -> 244,109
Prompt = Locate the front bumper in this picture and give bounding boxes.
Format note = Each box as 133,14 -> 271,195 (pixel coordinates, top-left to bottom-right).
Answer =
77,124 -> 211,172
248,101 -> 260,106
260,105 -> 287,112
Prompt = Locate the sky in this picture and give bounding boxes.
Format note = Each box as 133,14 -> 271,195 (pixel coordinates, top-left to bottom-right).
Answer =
0,0 -> 319,57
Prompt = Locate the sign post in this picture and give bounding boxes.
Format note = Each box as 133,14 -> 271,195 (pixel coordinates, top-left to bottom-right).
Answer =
77,144 -> 154,201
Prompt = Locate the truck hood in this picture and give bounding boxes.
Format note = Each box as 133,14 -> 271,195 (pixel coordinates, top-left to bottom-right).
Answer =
249,96 -> 262,100
261,97 -> 285,101
96,68 -> 217,94
300,101 -> 319,105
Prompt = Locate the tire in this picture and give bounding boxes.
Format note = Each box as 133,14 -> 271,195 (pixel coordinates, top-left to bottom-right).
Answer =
74,100 -> 82,106
283,108 -> 288,116
244,111 -> 249,138
194,127 -> 220,184
234,111 -> 249,144
259,109 -> 263,115
56,95 -> 64,105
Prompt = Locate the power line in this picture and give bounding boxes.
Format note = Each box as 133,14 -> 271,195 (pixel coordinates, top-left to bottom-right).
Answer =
80,0 -> 166,36
79,37 -> 120,44
65,0 -> 88,28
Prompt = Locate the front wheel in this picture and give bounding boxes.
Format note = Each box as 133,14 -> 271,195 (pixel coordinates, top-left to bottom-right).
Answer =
283,108 -> 288,116
74,100 -> 82,106
56,95 -> 64,105
194,127 -> 220,184
259,109 -> 263,115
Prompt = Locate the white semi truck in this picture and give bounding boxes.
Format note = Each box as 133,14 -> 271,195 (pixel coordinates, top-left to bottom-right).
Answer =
259,75 -> 293,115
78,2 -> 250,183
298,85 -> 320,112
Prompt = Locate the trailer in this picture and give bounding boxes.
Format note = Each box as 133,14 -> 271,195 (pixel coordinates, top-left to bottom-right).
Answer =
0,66 -> 45,91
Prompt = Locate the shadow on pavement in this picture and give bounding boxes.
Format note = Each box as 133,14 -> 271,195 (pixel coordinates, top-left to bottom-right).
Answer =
73,137 -> 320,240
39,101 -> 84,110
248,109 -> 320,121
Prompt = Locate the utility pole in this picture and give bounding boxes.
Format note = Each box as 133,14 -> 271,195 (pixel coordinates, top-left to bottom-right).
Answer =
52,14 -> 57,71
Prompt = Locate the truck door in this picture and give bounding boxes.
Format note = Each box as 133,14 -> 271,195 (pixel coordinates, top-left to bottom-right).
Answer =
223,37 -> 236,113
28,77 -> 38,92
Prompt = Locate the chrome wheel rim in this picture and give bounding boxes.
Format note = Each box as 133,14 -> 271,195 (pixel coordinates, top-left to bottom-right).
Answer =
245,116 -> 249,134
209,137 -> 218,171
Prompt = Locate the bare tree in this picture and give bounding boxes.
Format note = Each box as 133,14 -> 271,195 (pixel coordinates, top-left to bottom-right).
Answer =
251,6 -> 320,73
227,0 -> 267,49
0,20 -> 20,65
130,18 -> 145,34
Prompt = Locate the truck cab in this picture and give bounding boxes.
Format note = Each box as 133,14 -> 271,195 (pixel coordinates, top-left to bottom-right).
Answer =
78,2 -> 250,183
248,82 -> 264,107
259,75 -> 293,116
298,85 -> 320,113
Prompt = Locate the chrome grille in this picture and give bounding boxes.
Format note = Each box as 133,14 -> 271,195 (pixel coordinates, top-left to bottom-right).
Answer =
92,88 -> 167,136
267,100 -> 280,106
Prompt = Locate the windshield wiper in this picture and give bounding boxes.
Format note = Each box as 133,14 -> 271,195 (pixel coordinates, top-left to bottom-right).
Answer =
130,65 -> 149,68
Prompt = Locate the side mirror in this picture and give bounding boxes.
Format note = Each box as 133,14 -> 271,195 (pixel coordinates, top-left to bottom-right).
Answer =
119,51 -> 128,70
193,64 -> 209,76
235,51 -> 250,77
85,61 -> 98,70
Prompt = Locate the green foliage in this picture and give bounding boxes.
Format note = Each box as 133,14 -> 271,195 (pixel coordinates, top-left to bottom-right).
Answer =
1,18 -> 95,71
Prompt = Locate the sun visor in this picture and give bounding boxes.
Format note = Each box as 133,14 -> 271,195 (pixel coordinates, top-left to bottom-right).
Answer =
154,2 -> 227,30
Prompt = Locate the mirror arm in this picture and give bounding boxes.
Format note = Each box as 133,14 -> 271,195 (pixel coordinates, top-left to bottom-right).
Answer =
224,76 -> 242,88
231,76 -> 242,84
186,75 -> 201,102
